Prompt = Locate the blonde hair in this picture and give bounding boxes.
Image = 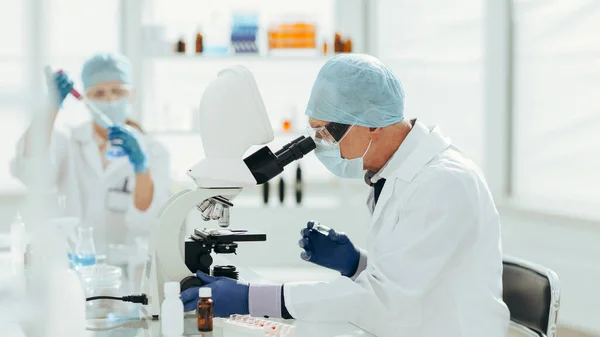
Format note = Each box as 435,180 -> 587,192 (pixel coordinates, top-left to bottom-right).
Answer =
125,119 -> 144,133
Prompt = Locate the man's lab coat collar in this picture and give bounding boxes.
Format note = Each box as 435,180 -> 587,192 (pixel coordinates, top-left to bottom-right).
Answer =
367,120 -> 451,224
369,120 -> 451,184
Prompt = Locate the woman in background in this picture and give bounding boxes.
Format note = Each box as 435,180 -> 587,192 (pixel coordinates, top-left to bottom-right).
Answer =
11,52 -> 170,257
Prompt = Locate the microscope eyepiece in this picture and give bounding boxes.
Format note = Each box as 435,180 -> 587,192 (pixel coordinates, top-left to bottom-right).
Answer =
274,136 -> 306,156
243,135 -> 316,185
275,136 -> 316,167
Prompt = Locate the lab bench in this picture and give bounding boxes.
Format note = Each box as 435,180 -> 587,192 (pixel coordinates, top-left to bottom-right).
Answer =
0,252 -> 373,337
86,315 -> 374,337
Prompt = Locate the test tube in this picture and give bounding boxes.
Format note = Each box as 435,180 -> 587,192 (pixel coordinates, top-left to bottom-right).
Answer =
312,221 -> 331,236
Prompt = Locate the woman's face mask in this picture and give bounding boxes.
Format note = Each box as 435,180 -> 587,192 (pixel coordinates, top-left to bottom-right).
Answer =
86,83 -> 133,128
314,137 -> 372,179
88,98 -> 132,128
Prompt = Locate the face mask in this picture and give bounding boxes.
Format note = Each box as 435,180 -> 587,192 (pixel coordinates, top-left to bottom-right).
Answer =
89,98 -> 132,128
315,139 -> 372,179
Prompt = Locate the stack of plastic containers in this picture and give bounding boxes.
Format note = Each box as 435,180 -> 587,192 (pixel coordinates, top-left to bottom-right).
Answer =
231,14 -> 260,54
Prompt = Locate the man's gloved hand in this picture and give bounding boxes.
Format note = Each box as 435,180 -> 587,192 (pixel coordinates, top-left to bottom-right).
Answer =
180,271 -> 250,317
107,125 -> 148,173
46,71 -> 74,109
298,221 -> 360,277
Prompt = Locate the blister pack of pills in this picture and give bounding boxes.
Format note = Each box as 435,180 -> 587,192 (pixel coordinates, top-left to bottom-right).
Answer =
218,314 -> 296,336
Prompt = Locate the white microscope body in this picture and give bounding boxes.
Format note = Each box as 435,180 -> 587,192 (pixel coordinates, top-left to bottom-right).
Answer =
141,66 -> 274,318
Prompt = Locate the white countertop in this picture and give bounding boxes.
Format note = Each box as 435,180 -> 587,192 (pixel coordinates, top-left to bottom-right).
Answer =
86,315 -> 374,337
0,252 -> 373,337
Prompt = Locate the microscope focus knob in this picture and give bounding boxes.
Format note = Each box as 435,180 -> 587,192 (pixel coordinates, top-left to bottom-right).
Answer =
180,276 -> 204,292
199,254 -> 213,270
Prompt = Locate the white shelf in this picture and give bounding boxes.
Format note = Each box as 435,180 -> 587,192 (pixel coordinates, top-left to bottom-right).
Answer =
149,130 -> 199,136
145,53 -> 331,62
149,130 -> 306,138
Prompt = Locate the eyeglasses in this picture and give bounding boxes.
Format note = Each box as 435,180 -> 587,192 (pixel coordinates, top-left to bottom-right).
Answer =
86,84 -> 133,101
306,122 -> 354,146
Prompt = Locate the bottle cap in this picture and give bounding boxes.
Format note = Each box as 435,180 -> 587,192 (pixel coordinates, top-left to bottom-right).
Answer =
199,287 -> 212,298
164,282 -> 180,297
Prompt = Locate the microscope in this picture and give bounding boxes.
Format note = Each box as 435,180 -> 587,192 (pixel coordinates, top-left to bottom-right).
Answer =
141,66 -> 316,319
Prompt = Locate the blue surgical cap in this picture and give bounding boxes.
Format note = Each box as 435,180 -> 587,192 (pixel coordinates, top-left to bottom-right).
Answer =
305,54 -> 405,128
81,52 -> 133,90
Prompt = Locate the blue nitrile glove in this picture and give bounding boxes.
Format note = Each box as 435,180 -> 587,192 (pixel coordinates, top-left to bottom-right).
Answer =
180,271 -> 250,317
299,221 -> 360,277
107,125 -> 148,173
46,71 -> 74,109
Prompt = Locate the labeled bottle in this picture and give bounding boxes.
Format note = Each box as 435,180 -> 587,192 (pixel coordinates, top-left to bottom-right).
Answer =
344,38 -> 353,53
175,36 -> 186,53
334,33 -> 343,53
161,282 -> 184,336
197,288 -> 213,332
195,32 -> 203,53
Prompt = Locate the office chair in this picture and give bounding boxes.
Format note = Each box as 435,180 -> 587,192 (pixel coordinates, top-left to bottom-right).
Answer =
503,256 -> 560,337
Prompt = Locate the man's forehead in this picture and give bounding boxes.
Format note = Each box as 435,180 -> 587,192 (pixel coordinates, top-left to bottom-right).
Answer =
308,118 -> 328,128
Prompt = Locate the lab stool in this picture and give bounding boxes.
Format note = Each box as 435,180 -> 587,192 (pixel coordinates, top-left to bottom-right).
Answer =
503,256 -> 561,337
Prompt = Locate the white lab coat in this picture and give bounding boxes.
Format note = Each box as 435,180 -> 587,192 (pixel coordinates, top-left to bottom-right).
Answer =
284,121 -> 510,337
11,122 -> 171,253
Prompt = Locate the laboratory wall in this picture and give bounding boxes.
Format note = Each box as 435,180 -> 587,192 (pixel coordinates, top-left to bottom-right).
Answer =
0,1 -> 27,176
511,0 -> 600,220
372,0 -> 485,167
1,0 -> 600,335
0,0 -> 122,172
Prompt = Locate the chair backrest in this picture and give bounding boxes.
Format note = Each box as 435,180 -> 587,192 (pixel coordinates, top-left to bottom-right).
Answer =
502,256 -> 560,337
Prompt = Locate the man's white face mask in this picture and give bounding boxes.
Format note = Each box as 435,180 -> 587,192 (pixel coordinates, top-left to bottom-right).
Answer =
307,122 -> 371,179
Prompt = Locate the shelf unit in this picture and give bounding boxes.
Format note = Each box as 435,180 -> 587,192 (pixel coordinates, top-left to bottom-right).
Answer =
119,0 -> 370,184
145,54 -> 332,62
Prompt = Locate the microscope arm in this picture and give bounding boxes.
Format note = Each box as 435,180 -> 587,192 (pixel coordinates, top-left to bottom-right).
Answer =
142,187 -> 243,318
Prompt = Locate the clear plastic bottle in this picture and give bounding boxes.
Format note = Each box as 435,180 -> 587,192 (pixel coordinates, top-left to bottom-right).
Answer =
161,282 -> 184,336
29,227 -> 86,337
75,227 -> 97,268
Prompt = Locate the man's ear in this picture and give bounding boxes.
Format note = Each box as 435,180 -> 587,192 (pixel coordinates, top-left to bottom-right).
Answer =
369,127 -> 383,142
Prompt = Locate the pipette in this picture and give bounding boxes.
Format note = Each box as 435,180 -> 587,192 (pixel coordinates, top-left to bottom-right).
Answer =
54,69 -> 114,128
45,66 -> 125,158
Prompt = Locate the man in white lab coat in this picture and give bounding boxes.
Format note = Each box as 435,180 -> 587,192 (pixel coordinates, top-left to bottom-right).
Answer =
11,53 -> 170,255
182,54 -> 510,337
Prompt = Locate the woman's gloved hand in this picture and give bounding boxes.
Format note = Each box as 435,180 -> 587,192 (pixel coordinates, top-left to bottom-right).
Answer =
299,220 -> 360,277
180,271 -> 250,317
46,71 -> 74,109
107,125 -> 148,173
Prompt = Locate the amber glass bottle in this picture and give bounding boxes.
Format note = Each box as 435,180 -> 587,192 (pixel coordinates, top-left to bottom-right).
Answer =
197,288 -> 213,332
